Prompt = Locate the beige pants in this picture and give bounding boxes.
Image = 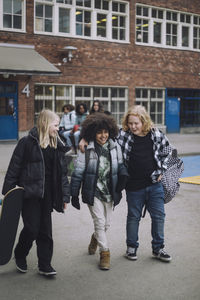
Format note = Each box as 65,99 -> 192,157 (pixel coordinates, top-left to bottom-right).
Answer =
88,197 -> 113,251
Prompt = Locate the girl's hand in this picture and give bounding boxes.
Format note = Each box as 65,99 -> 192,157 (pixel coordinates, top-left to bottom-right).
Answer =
157,174 -> 162,182
64,203 -> 67,210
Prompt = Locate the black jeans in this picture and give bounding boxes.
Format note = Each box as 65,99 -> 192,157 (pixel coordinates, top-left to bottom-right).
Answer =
14,191 -> 53,269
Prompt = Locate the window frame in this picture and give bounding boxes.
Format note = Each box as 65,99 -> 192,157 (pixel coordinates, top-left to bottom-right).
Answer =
34,0 -> 129,43
135,3 -> 200,52
0,0 -> 26,32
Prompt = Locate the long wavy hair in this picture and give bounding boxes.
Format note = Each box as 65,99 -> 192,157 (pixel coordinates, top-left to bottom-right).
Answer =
89,100 -> 104,114
37,109 -> 60,149
121,105 -> 154,135
81,112 -> 119,142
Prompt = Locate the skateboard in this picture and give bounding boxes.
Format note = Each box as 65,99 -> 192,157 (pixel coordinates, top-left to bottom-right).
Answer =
0,187 -> 24,265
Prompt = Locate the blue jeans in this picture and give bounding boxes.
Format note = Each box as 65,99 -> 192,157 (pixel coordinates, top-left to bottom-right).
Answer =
126,182 -> 165,252
62,130 -> 72,147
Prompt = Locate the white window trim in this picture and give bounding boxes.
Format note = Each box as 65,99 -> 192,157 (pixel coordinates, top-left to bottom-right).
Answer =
0,0 -> 26,32
135,3 -> 200,52
34,0 -> 130,43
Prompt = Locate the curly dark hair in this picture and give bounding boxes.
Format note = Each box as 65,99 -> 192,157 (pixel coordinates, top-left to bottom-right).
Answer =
80,112 -> 119,142
62,104 -> 74,112
75,103 -> 88,115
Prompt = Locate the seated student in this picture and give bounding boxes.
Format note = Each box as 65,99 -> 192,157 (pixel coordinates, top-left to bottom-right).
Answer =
59,104 -> 76,148
72,103 -> 88,152
70,113 -> 128,270
89,100 -> 104,114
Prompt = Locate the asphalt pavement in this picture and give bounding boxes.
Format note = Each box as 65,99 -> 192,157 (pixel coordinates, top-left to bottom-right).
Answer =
0,134 -> 200,300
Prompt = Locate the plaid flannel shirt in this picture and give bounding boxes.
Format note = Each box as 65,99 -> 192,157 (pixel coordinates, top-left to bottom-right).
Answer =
117,128 -> 173,183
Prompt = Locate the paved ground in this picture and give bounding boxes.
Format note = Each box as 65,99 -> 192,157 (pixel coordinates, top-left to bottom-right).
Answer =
0,134 -> 200,300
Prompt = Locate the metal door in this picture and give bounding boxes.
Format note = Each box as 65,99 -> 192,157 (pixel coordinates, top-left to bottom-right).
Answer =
165,95 -> 180,133
0,82 -> 18,140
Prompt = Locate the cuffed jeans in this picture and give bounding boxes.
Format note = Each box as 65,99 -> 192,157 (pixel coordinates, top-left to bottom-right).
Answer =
88,197 -> 113,251
126,182 -> 165,252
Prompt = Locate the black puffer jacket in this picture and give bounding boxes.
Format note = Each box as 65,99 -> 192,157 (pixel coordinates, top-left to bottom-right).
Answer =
2,127 -> 70,212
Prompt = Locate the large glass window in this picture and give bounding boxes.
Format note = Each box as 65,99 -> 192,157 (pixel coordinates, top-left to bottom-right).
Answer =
34,0 -> 129,42
35,84 -> 128,125
136,4 -> 200,52
2,0 -> 25,31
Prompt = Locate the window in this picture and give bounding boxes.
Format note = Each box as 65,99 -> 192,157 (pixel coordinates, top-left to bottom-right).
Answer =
112,15 -> 126,40
59,7 -> 70,33
95,0 -> 108,10
193,16 -> 200,49
34,0 -> 129,42
166,11 -> 178,46
136,18 -> 148,43
76,9 -> 91,36
2,0 -> 25,31
136,4 -> 199,52
97,13 -> 107,37
34,85 -> 71,118
35,84 -> 128,125
35,3 -> 53,32
135,88 -> 165,125
136,5 -> 149,43
166,23 -> 177,46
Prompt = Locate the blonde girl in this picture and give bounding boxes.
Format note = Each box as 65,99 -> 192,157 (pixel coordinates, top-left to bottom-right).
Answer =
2,109 -> 70,276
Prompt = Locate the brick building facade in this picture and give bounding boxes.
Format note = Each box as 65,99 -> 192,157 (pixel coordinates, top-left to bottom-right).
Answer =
0,0 -> 200,140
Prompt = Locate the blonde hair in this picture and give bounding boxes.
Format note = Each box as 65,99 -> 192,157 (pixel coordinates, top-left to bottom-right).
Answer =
121,105 -> 154,135
37,109 -> 60,148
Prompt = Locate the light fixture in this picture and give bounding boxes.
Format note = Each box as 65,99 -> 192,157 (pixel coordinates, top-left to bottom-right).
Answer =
62,46 -> 77,63
3,73 -> 9,79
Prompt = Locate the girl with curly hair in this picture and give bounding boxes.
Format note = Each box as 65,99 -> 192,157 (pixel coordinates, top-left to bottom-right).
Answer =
70,113 -> 128,270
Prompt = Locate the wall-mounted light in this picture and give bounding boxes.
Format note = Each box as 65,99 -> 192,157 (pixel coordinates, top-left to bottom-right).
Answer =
62,46 -> 77,63
3,73 -> 10,79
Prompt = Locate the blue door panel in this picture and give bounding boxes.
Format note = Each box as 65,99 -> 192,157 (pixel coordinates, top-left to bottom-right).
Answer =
165,94 -> 180,133
0,82 -> 18,140
0,115 -> 18,139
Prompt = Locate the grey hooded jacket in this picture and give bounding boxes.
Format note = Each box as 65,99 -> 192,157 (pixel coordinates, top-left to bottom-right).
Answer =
70,139 -> 128,207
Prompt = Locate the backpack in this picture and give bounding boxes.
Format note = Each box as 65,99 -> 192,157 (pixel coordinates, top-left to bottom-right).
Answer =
161,149 -> 184,204
142,149 -> 184,217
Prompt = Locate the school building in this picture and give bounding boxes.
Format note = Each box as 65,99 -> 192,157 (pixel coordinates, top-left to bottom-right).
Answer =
0,0 -> 200,140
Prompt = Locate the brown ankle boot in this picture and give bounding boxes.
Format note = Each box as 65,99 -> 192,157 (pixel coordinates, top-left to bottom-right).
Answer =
99,250 -> 110,270
88,234 -> 98,255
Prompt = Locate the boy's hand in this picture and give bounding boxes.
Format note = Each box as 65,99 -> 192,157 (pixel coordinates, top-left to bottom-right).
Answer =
79,138 -> 88,153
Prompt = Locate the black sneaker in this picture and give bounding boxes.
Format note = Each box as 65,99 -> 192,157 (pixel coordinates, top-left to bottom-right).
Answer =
39,265 -> 57,276
152,248 -> 172,262
125,247 -> 137,260
15,257 -> 27,273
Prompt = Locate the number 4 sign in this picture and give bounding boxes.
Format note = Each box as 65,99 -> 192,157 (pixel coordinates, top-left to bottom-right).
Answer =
22,84 -> 30,97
